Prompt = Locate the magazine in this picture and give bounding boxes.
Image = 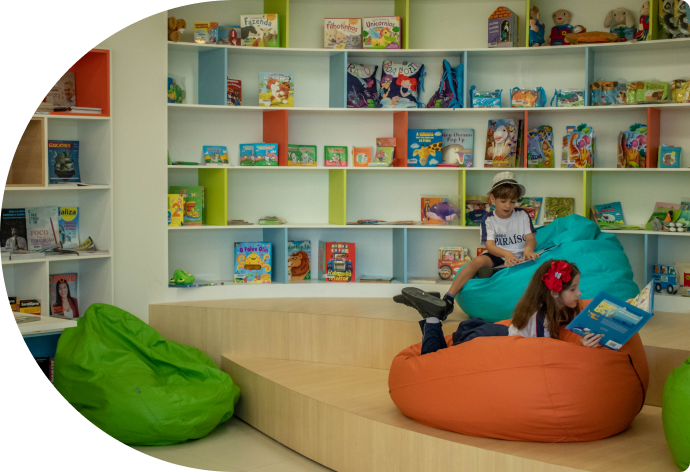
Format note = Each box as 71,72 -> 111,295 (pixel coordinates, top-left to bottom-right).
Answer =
49,273 -> 79,318
48,141 -> 81,184
1,209 -> 28,250
26,207 -> 58,251
41,71 -> 76,110
566,281 -> 654,351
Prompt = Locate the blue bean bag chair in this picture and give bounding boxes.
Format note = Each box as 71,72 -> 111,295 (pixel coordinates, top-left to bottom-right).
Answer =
456,214 -> 639,322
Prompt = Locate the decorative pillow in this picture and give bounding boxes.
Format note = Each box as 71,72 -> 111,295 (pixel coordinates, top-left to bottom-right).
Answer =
379,61 -> 425,109
346,63 -> 379,108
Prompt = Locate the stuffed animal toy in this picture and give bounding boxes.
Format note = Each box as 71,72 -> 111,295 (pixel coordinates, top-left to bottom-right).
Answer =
604,8 -> 636,41
564,27 -> 619,45
168,17 -> 186,42
550,9 -> 573,45
529,6 -> 546,46
634,1 -> 651,41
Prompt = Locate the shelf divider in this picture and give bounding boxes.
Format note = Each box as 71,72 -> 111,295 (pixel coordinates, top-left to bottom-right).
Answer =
582,170 -> 593,218
462,51 -> 468,107
329,51 -> 347,108
644,233 -> 659,284
265,0 -> 289,48
523,110 -> 529,167
459,169 -> 467,226
524,0 -> 532,48
198,49 -> 227,105
328,169 -> 347,225
198,168 -> 227,225
263,227 -> 288,284
394,0 -> 410,49
393,111 -> 408,166
393,228 -> 407,283
646,107 -> 661,168
264,110 -> 289,166
585,47 -> 595,106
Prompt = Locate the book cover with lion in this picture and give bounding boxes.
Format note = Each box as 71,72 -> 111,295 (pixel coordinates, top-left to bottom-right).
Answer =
288,240 -> 311,282
259,72 -> 294,107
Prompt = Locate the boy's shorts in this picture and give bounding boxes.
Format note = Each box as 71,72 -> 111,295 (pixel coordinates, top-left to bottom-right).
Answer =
478,251 -> 506,268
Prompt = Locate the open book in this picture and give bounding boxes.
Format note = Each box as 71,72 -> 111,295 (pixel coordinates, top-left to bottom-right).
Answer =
493,244 -> 560,270
565,281 -> 654,351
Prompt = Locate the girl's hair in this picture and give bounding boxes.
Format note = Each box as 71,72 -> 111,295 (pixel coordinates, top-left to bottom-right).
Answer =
511,259 -> 581,339
54,280 -> 72,309
489,183 -> 521,201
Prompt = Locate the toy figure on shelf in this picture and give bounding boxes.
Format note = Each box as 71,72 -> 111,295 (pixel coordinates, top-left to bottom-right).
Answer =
550,9 -> 573,45
170,269 -> 195,286
529,6 -> 546,46
168,17 -> 187,42
634,2 -> 651,41
605,8 -> 636,41
660,0 -> 690,38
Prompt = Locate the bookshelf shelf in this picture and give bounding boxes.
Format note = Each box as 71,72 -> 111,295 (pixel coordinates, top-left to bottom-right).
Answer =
5,185 -> 112,191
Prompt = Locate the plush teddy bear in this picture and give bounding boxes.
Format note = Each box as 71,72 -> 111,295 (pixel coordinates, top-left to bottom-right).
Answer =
168,17 -> 187,42
550,9 -> 573,45
604,8 -> 636,41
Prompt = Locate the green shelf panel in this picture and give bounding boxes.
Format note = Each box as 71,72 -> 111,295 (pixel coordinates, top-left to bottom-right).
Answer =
394,0 -> 409,49
328,169 -> 347,225
198,168 -> 228,226
265,0 -> 289,48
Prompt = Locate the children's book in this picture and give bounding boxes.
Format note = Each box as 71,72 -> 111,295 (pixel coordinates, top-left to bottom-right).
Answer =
168,195 -> 184,227
218,25 -> 240,44
562,124 -> 594,168
49,272 -> 79,318
408,129 -> 443,167
1,209 -> 28,250
543,198 -> 574,224
646,202 -> 682,230
241,14 -> 279,47
442,129 -> 473,167
324,18 -> 362,49
617,123 -> 647,168
259,72 -> 294,107
203,146 -> 229,165
288,145 -> 317,166
372,147 -> 394,166
527,126 -> 554,168
493,244 -> 560,269
422,197 -> 461,225
169,186 -> 203,225
465,195 -> 490,226
517,197 -> 543,224
362,17 -> 401,49
48,141 -> 81,184
254,143 -> 279,166
566,281 -> 654,351
194,22 -> 219,44
591,202 -> 627,228
41,71 -> 76,109
288,240 -> 311,282
227,79 -> 241,106
240,144 -> 255,166
234,242 -> 272,283
484,119 -> 520,167
352,147 -> 373,167
319,242 -> 356,282
324,146 -> 348,167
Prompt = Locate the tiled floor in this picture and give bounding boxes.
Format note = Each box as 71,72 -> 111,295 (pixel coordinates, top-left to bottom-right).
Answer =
133,417 -> 333,471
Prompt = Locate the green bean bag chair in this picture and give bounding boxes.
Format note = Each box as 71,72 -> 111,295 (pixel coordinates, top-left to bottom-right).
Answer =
456,214 -> 639,322
54,303 -> 241,446
663,357 -> 690,470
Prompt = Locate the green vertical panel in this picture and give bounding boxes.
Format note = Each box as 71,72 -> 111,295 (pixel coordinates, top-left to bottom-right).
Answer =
525,0 -> 531,47
394,0 -> 409,49
582,170 -> 593,218
328,169 -> 346,225
264,0 -> 289,48
459,169 -> 467,226
198,168 -> 227,226
650,0 -> 659,40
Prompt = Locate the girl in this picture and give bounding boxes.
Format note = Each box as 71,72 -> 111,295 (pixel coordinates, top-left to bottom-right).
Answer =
400,259 -> 602,354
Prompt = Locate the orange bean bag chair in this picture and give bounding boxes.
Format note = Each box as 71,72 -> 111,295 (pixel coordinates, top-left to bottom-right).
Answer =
388,300 -> 649,442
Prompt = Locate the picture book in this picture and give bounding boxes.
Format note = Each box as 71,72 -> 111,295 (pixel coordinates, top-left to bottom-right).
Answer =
566,281 -> 654,351
49,272 -> 79,318
169,186 -> 203,225
352,147 -> 373,167
442,129 -> 473,167
168,194 -> 184,227
203,146 -> 229,165
194,22 -> 219,44
259,72 -> 294,107
254,143 -> 279,166
408,129 -> 443,167
376,137 -> 396,148
288,144 -> 317,166
19,299 -> 41,315
617,123 -> 647,168
288,240 -> 311,282
48,141 -> 81,184
562,124 -> 594,168
362,17 -> 401,49
543,198 -> 575,224
26,207 -> 61,251
592,202 -> 625,227
488,6 -> 519,48
484,119 -> 520,167
422,197 -> 461,225
235,242 -> 272,283
41,71 -> 76,109
318,242 -> 356,282
1,209 -> 28,250
527,126 -> 554,168
494,244 -> 560,269
324,146 -> 348,167
517,197 -> 543,224
58,207 -> 79,249
658,145 -> 681,168
465,195 -> 490,226
240,143 -> 255,166
227,79 -> 241,106
218,25 -> 240,45
241,14 -> 279,47
372,147 -> 394,166
646,202 -> 682,230
324,18 -> 362,49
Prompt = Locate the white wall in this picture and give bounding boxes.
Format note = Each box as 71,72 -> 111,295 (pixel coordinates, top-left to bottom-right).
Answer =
98,12 -> 169,322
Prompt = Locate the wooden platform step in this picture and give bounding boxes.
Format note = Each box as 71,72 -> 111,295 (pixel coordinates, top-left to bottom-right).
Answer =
222,357 -> 678,472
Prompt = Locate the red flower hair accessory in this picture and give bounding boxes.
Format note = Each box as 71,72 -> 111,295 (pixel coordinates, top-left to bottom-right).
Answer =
542,261 -> 572,292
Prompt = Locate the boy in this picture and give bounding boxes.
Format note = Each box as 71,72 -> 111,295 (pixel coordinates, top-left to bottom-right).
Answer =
396,172 -> 539,319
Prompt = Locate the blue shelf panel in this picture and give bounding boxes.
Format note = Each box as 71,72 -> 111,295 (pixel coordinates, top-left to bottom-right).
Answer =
23,332 -> 62,358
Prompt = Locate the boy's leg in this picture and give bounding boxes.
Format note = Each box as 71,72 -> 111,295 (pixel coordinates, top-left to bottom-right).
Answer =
447,255 -> 495,297
419,319 -> 448,355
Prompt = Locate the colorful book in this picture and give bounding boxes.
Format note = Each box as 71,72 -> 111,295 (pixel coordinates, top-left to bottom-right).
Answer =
319,242 -> 356,282
562,123 -> 594,168
49,272 -> 79,318
288,145 -> 317,166
241,14 -> 279,47
194,22 -> 219,44
48,141 -> 81,184
352,147 -> 373,167
240,144 -> 255,166
19,299 -> 41,314
442,129 -> 473,167
517,197 -> 543,224
527,126 -> 554,168
203,146 -> 228,165
288,240 -> 311,282
484,119 -> 520,167
1,209 -> 28,250
465,195 -> 490,226
168,195 -> 184,227
408,129 -> 443,167
234,242 -> 272,283
58,207 -> 79,249
324,18 -> 362,49
218,25 -> 240,45
422,197 -> 461,225
254,143 -> 279,166
259,72 -> 294,107
566,281 -> 654,351
592,202 -> 625,227
227,79 -> 242,106
362,17 -> 401,49
169,186 -> 203,225
324,146 -> 348,167
543,198 -> 574,224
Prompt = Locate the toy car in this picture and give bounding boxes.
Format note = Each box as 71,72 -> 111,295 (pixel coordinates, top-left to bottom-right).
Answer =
652,264 -> 677,294
438,247 -> 471,280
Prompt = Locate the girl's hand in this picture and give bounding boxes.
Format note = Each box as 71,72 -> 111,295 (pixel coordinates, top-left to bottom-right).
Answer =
580,333 -> 602,348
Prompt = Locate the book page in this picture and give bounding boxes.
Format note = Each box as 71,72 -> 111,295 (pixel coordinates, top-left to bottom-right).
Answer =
630,281 -> 653,313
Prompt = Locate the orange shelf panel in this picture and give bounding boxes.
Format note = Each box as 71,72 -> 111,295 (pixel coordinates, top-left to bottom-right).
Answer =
646,107 -> 660,168
263,110 -> 289,166
393,111 -> 408,167
50,49 -> 110,117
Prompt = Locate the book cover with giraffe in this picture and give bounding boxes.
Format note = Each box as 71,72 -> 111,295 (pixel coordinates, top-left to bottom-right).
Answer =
407,129 -> 442,167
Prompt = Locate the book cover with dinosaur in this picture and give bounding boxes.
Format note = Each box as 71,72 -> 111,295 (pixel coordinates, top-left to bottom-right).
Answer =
408,129 -> 442,167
